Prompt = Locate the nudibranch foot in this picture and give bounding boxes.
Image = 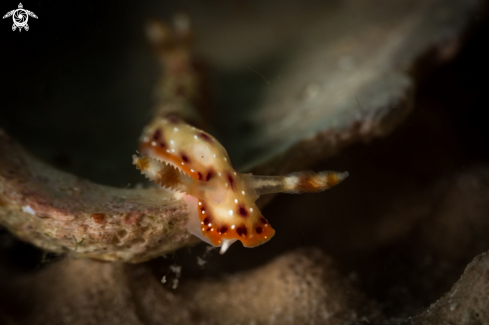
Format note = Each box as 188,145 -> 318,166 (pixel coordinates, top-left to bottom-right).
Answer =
134,117 -> 348,253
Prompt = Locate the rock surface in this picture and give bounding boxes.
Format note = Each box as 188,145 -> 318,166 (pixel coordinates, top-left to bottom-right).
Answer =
0,129 -> 198,262
0,249 -> 380,325
401,252 -> 489,324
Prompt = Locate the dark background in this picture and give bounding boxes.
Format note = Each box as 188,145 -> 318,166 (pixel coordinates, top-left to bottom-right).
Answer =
0,1 -> 169,186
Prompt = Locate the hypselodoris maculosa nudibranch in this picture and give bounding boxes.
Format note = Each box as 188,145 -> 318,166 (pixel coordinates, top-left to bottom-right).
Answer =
133,116 -> 348,254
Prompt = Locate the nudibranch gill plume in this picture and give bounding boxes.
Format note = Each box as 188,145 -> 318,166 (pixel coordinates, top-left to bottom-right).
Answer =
133,116 -> 348,254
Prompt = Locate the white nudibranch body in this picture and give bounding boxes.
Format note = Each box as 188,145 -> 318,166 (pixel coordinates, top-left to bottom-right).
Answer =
134,116 -> 348,254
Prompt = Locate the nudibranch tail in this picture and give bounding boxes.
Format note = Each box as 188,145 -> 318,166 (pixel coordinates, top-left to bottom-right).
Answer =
247,170 -> 349,196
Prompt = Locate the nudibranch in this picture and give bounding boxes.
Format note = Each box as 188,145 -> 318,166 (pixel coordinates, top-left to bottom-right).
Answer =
133,116 -> 348,254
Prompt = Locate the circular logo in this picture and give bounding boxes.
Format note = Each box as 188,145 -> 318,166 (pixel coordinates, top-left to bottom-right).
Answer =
3,3 -> 38,32
13,9 -> 28,28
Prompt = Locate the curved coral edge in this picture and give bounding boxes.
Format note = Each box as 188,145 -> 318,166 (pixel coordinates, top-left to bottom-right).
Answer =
0,129 -> 199,263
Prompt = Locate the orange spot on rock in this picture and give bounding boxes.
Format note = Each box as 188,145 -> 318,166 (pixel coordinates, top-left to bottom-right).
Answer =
91,213 -> 106,224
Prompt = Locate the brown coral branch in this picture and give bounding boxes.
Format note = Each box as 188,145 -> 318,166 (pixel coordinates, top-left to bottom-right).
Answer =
0,129 -> 199,263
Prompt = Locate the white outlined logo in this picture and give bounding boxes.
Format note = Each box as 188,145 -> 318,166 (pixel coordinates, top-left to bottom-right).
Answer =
3,3 -> 38,32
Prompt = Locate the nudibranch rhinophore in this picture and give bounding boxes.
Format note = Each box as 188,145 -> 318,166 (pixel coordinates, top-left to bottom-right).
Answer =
133,116 -> 348,254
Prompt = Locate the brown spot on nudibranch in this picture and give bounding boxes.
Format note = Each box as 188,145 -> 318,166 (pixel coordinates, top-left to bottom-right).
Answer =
255,227 -> 263,234
227,173 -> 235,189
91,213 -> 105,224
197,172 -> 203,180
238,206 -> 248,217
203,217 -> 211,225
236,226 -> 248,237
260,217 -> 268,224
198,132 -> 213,142
152,129 -> 161,142
181,154 -> 190,163
218,226 -> 228,234
205,170 -> 214,181
150,130 -> 166,147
